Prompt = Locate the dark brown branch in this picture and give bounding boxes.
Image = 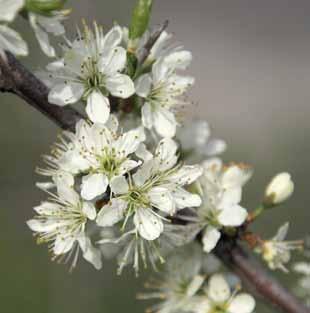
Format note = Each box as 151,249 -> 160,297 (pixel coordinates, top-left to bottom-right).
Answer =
0,52 -> 83,131
214,237 -> 310,313
0,52 -> 309,313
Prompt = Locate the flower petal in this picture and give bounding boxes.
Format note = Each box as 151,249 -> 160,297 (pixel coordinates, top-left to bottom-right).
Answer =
202,226 -> 221,253
135,74 -> 152,98
164,50 -> 192,70
0,25 -> 28,56
172,187 -> 201,209
53,235 -> 75,255
85,91 -> 110,124
169,165 -> 203,186
207,274 -> 231,303
82,202 -> 97,220
141,102 -> 153,129
228,294 -> 255,313
134,208 -> 164,240
222,165 -> 253,189
110,175 -> 129,195
106,73 -> 135,98
48,82 -> 84,106
78,235 -> 102,270
148,187 -> 175,214
218,204 -> 248,227
81,173 -> 108,201
153,107 -> 177,138
0,0 -> 24,22
100,46 -> 126,75
96,199 -> 127,227
155,138 -> 178,171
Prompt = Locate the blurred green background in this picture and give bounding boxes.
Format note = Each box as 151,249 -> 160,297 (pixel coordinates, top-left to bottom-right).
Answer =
1,0 -> 310,312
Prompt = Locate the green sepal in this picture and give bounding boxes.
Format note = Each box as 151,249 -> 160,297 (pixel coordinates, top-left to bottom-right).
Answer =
25,0 -> 66,15
129,0 -> 153,40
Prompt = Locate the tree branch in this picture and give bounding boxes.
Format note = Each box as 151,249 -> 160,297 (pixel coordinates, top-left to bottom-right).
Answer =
0,52 -> 83,132
0,52 -> 309,313
214,237 -> 310,313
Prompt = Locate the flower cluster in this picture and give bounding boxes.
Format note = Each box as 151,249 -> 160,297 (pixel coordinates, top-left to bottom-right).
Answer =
138,245 -> 256,313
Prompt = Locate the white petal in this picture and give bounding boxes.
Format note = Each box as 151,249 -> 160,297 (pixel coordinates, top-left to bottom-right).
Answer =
204,139 -> 227,156
222,165 -> 253,189
78,235 -> 102,270
27,219 -> 59,233
141,102 -> 153,129
149,31 -> 172,59
0,0 -> 24,22
105,114 -> 119,134
110,175 -> 129,195
172,187 -> 201,209
273,222 -> 289,241
202,158 -> 223,173
113,127 -> 145,158
134,208 -> 164,240
202,226 -> 221,253
53,171 -> 74,187
186,275 -> 205,297
85,91 -> 110,124
152,58 -> 170,83
135,143 -> 153,162
48,82 -> 84,106
220,187 -> 242,206
101,25 -> 123,55
155,137 -> 178,171
0,25 -> 28,56
118,160 -> 141,175
153,108 -> 177,138
96,199 -> 127,227
135,74 -> 152,98
106,73 -> 135,98
33,202 -> 61,215
218,205 -> 248,227
81,173 -> 108,201
148,187 -> 175,214
164,50 -> 192,70
207,274 -> 231,303
228,294 -> 255,313
100,46 -> 126,75
133,160 -> 154,187
53,236 -> 75,255
169,165 -> 203,186
82,202 -> 97,220
29,13 -> 55,57
56,180 -> 80,206
192,298 -> 212,313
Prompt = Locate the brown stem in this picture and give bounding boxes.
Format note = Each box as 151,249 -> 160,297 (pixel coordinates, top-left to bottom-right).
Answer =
0,52 -> 309,313
0,52 -> 84,131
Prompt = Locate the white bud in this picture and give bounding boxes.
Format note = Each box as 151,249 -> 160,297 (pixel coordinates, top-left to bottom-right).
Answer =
264,172 -> 294,206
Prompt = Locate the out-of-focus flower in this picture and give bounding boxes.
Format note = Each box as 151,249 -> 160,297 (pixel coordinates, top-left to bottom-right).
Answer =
257,223 -> 303,272
264,172 -> 294,207
0,0 -> 28,56
192,274 -> 255,313
177,119 -> 226,162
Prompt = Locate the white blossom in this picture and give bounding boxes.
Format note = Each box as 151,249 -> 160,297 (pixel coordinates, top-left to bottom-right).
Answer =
190,158 -> 252,253
96,138 -> 202,241
46,23 -> 135,123
264,172 -> 294,206
137,245 -> 205,313
0,0 -> 28,56
29,10 -> 66,57
257,222 -> 303,272
27,172 -> 102,270
135,52 -> 194,138
177,119 -> 226,162
192,274 -> 255,313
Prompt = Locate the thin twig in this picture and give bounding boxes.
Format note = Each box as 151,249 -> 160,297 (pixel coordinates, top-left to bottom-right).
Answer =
0,52 -> 84,131
0,52 -> 309,313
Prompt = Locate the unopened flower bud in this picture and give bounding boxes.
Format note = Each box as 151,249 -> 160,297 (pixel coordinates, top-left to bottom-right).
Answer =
26,0 -> 67,15
264,172 -> 294,207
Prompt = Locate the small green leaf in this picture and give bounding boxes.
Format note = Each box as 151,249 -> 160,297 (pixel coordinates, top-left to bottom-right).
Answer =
25,0 -> 67,15
129,0 -> 153,40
